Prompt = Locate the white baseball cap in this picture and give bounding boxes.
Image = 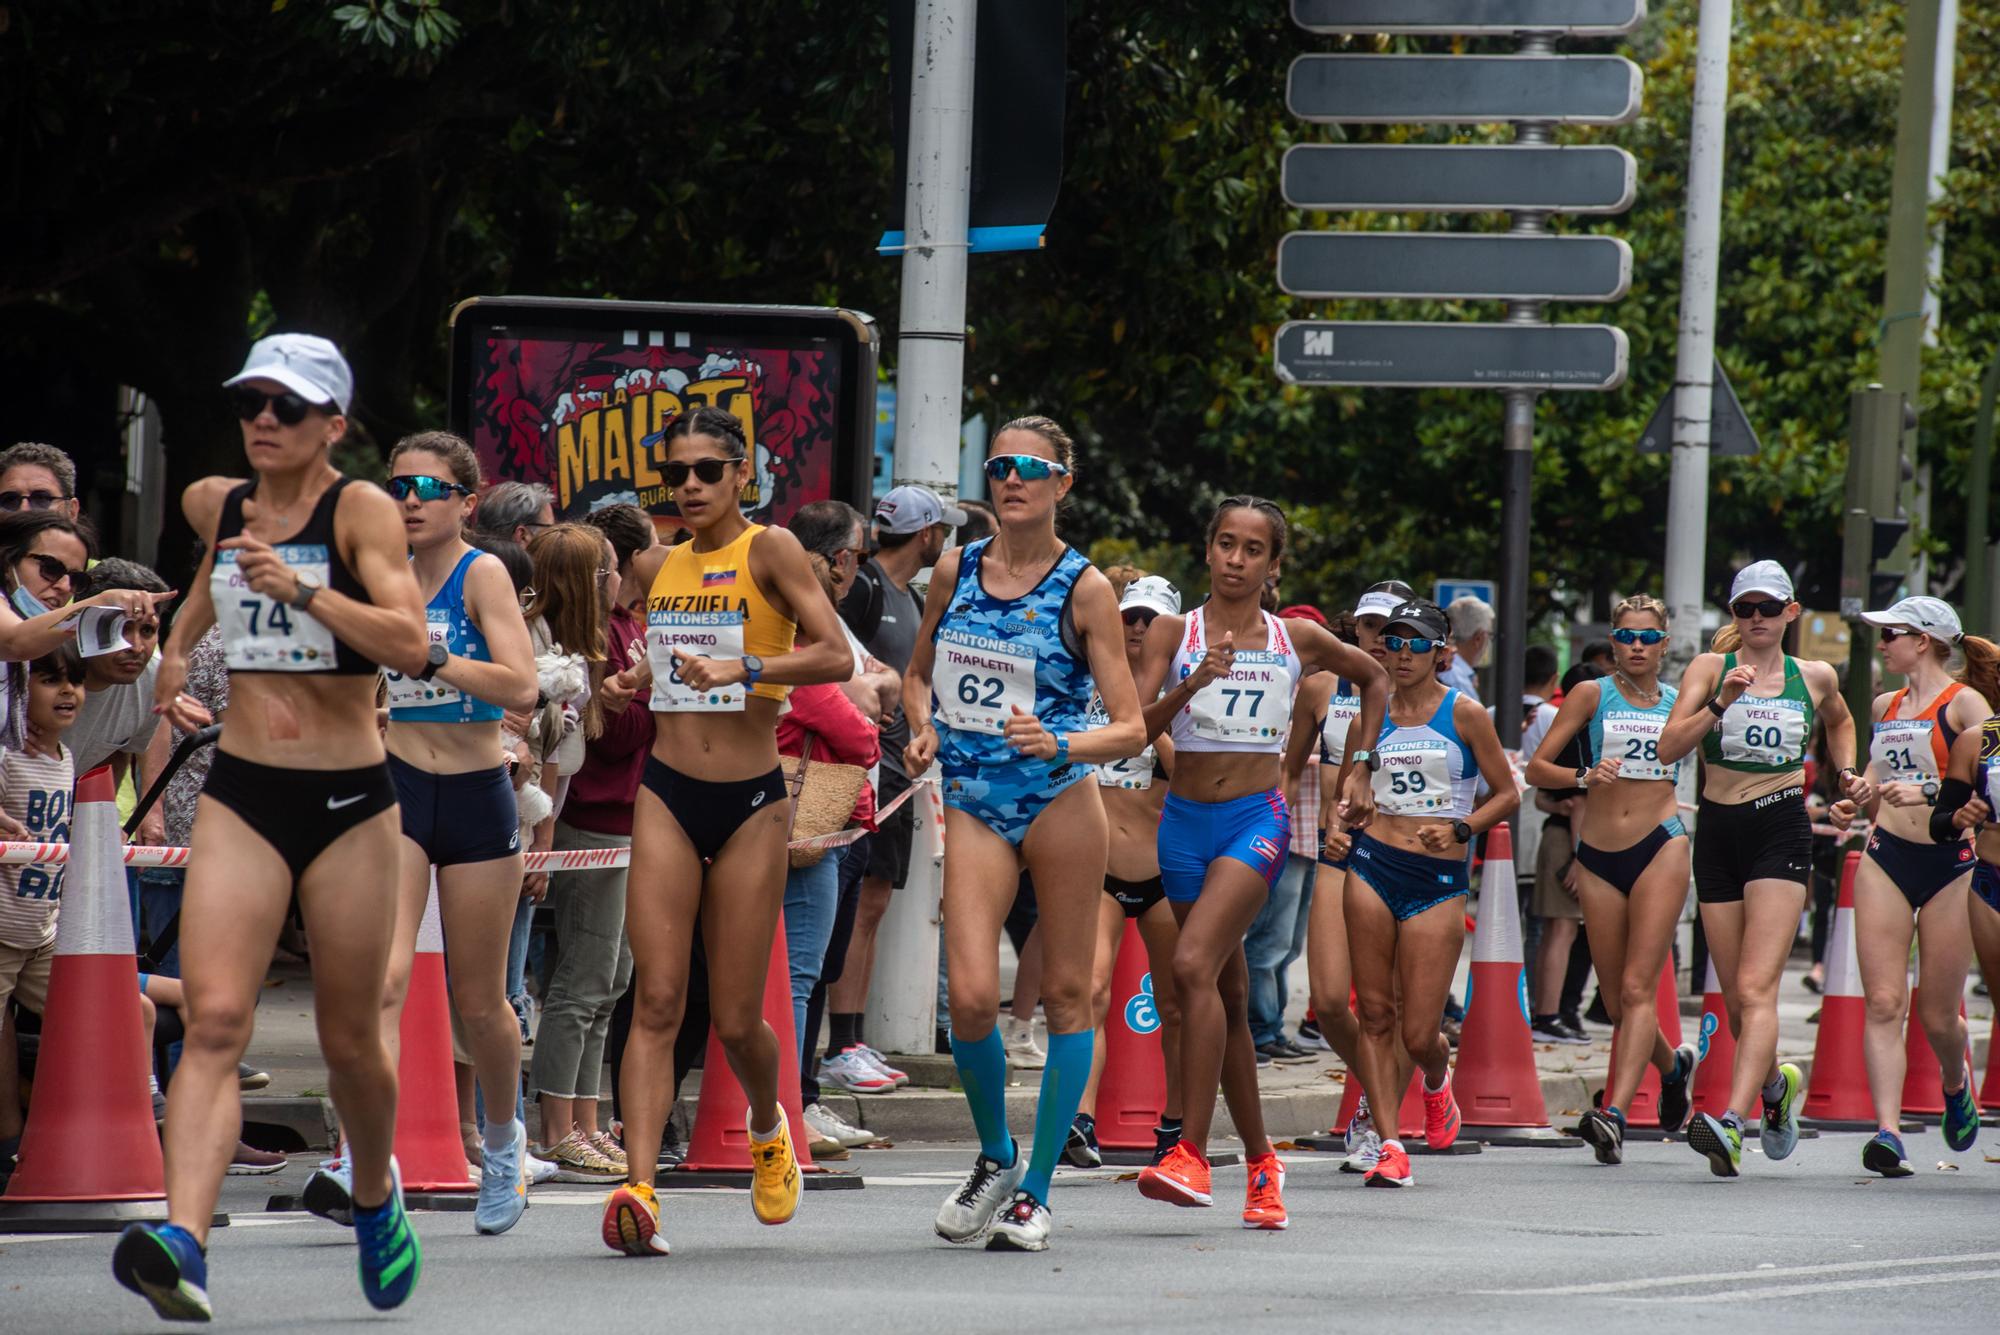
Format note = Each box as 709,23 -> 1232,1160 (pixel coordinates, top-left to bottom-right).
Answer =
874,485 -> 969,535
1861,595 -> 1963,644
1728,559 -> 1794,604
1120,575 -> 1181,619
1354,588 -> 1402,619
224,333 -> 354,413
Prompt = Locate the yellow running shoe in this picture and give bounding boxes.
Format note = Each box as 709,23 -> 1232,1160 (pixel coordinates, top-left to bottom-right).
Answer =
747,1110 -> 801,1226
601,1181 -> 671,1256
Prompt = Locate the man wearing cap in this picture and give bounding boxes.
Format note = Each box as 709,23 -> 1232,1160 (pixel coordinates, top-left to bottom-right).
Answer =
820,485 -> 966,1085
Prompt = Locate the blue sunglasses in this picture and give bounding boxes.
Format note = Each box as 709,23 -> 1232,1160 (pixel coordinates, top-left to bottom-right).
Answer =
388,474 -> 472,503
1610,628 -> 1667,646
1384,635 -> 1442,655
984,453 -> 1071,483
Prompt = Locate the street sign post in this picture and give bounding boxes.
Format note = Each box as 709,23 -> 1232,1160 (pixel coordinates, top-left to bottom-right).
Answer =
1289,55 -> 1643,126
1278,232 -> 1631,302
1283,145 -> 1636,214
1274,322 -> 1629,391
1292,0 -> 1645,35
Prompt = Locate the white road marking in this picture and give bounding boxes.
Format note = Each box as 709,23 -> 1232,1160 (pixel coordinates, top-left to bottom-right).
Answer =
1645,1269 -> 2000,1303
1481,1250 -> 2000,1296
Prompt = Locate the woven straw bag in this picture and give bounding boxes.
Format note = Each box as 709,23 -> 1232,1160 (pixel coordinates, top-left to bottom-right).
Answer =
781,741 -> 867,870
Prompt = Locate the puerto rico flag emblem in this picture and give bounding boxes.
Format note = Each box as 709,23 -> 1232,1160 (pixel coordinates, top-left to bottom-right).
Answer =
702,568 -> 738,588
1249,835 -> 1282,870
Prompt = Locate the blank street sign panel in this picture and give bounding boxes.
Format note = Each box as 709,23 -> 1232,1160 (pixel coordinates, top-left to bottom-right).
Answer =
1278,233 -> 1632,302
1289,55 -> 1643,126
1282,145 -> 1637,214
1291,0 -> 1646,35
1274,322 -> 1629,391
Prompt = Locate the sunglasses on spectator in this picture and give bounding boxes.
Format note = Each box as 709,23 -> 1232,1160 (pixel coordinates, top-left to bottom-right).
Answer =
387,475 -> 472,503
26,554 -> 87,586
664,457 -> 744,488
228,386 -> 315,425
984,454 -> 1070,483
1877,627 -> 1924,644
1730,598 -> 1789,620
0,490 -> 63,512
1384,635 -> 1442,654
1610,628 -> 1667,646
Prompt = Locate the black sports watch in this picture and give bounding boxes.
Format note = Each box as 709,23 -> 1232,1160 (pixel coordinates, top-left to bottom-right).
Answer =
1349,748 -> 1380,773
741,654 -> 765,686
1921,779 -> 1940,806
1451,819 -> 1473,845
416,641 -> 449,681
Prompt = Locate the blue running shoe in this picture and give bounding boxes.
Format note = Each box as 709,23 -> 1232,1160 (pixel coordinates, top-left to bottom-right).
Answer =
1943,1071 -> 1980,1153
475,1119 -> 529,1235
1686,1112 -> 1742,1178
1759,1062 -> 1804,1161
113,1221 -> 212,1322
1862,1128 -> 1915,1178
353,1158 -> 421,1311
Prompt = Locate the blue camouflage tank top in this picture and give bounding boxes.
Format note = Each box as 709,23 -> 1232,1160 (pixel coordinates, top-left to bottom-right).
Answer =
387,548 -> 505,723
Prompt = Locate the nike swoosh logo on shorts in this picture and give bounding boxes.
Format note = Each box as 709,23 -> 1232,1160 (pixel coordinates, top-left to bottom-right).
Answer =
327,794 -> 368,810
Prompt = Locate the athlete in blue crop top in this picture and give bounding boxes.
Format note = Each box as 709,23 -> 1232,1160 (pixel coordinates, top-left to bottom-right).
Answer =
901,418 -> 1144,1253
375,433 -> 539,1237
1525,596 -> 1697,1164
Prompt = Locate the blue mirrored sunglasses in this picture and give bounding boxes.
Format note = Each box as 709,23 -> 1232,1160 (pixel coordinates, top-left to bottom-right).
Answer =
983,453 -> 1071,483
388,474 -> 471,503
1383,635 -> 1442,654
1610,628 -> 1667,646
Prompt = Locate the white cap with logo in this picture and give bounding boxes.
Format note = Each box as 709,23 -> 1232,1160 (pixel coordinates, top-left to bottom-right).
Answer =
1861,595 -> 1963,644
1728,559 -> 1794,605
875,484 -> 969,535
224,333 -> 354,414
1120,575 -> 1181,620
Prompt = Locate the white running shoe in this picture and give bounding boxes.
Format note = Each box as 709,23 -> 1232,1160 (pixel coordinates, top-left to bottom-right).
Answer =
525,1151 -> 560,1185
985,1191 -> 1052,1252
302,1157 -> 355,1226
935,1145 -> 1026,1243
821,1048 -> 898,1095
805,1102 -> 875,1149
1002,1016 -> 1046,1070
854,1044 -> 910,1088
1344,1093 -> 1373,1156
1340,1128 -> 1382,1175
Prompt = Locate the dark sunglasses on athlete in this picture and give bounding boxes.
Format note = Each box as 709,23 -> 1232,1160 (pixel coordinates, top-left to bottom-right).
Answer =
983,454 -> 1071,483
387,474 -> 472,503
1877,626 -> 1925,644
1384,635 -> 1442,654
1610,628 -> 1667,646
663,456 -> 744,488
27,554 -> 87,586
0,490 -> 62,512
228,386 -> 315,426
1121,608 -> 1157,627
1730,598 -> 1788,620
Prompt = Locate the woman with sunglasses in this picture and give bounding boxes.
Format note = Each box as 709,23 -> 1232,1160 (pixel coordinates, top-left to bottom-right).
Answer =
596,405 -> 850,1257
1064,574 -> 1185,1170
1336,599 -> 1514,1189
373,433 -> 540,1233
1656,560 -> 1863,1178
902,416 -> 1143,1252
1132,498 -> 1386,1223
1524,595 -> 1696,1165
118,335 -> 430,1321
1843,597 -> 1996,1175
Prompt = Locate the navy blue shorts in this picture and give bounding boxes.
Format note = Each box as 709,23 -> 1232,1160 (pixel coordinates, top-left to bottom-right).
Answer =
1974,861 -> 2000,915
389,754 -> 520,867
1865,826 -> 1977,910
1348,831 -> 1470,922
1157,788 -> 1291,903
1576,817 -> 1687,896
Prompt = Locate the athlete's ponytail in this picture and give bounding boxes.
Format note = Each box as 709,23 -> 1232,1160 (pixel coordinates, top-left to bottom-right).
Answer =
1957,634 -> 2000,707
1710,622 -> 1742,654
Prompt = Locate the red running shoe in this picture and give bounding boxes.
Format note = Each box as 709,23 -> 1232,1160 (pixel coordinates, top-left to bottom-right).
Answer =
1422,1070 -> 1461,1150
1138,1140 -> 1212,1207
1241,1152 -> 1287,1230
1364,1139 -> 1414,1188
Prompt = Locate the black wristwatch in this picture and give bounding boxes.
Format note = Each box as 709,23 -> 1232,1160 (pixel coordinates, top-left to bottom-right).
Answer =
1921,779 -> 1940,806
1349,748 -> 1380,773
1575,764 -> 1592,789
416,641 -> 449,681
1451,819 -> 1473,845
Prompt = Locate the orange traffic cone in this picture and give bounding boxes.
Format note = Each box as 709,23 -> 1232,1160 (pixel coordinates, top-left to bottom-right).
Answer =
676,919 -> 857,1189
1455,824 -> 1578,1146
392,876 -> 474,1195
1803,852 -> 1875,1129
1610,957 -> 1684,1134
1980,1008 -> 2000,1113
1898,974 -> 1974,1125
1690,958 -> 1737,1120
1096,919 -> 1165,1161
0,767 -> 187,1231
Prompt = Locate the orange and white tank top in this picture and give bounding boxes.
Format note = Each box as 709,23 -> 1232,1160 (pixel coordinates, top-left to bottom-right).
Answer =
645,524 -> 795,711
1869,682 -> 1963,783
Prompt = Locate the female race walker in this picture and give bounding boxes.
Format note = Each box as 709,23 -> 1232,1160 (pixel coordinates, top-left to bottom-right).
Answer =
378,433 -> 539,1229
1524,595 -> 1696,1164
115,334 -> 430,1320
903,416 -> 1143,1253
596,406 -> 851,1256
1065,574 -> 1185,1170
1133,498 -> 1388,1224
1340,599 -> 1515,1189
1657,560 -> 1864,1178
1846,596 -> 1995,1175
1930,666 -> 2000,1154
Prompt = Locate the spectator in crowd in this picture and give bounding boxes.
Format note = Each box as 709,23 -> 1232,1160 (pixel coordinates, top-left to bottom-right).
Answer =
1528,661 -> 1605,1044
69,560 -> 211,796
0,511 -> 94,752
470,481 -> 557,548
1100,564 -> 1145,602
0,441 -> 83,521
1581,639 -> 1615,675
1442,594 -> 1493,703
957,499 -> 997,547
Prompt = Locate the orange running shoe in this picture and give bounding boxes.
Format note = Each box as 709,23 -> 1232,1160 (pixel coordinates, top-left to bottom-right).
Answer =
1137,1140 -> 1212,1207
601,1182 -> 671,1256
1422,1070 -> 1461,1150
1364,1139 -> 1413,1189
1241,1152 -> 1287,1230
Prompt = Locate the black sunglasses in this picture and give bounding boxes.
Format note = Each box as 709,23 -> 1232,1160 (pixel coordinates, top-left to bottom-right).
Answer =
1730,598 -> 1788,620
228,386 -> 315,426
1121,608 -> 1158,627
1877,627 -> 1925,644
0,490 -> 62,512
27,554 -> 86,586
663,456 -> 744,488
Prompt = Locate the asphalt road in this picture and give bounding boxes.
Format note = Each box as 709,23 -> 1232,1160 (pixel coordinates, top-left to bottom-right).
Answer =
7,1134 -> 1999,1334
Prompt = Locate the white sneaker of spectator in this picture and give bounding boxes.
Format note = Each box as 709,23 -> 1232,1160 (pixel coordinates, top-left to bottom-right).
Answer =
1002,1015 -> 1046,1070
853,1044 -> 909,1088
821,1048 -> 897,1095
805,1101 -> 875,1148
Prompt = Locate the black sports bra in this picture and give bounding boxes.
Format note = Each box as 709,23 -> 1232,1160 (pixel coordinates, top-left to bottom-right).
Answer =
209,477 -> 378,675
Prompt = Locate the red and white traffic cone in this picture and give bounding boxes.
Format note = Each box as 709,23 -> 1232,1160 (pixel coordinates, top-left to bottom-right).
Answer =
1096,919 -> 1165,1164
1611,958 -> 1684,1136
1455,824 -> 1577,1146
1803,852 -> 1875,1129
1899,966 -> 1974,1125
1690,958 -> 1738,1121
392,875 -> 476,1198
1979,1007 -> 2000,1114
0,767 -> 191,1231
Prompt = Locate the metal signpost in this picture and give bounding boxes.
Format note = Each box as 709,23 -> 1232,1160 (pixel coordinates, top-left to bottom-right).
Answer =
1275,1 -> 1645,752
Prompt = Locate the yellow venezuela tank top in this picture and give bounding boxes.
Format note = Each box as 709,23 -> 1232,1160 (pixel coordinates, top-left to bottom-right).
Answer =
645,524 -> 795,710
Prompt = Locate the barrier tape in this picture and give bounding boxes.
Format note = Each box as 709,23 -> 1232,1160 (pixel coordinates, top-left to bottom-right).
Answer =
0,775 -> 939,871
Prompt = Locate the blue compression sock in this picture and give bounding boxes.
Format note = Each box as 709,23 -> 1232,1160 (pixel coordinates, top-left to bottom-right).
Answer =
1021,1029 -> 1095,1204
951,1027 -> 1014,1166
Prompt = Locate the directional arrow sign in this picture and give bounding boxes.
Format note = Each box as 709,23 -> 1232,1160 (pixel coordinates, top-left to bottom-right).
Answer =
1282,144 -> 1637,214
1278,233 -> 1632,302
1291,0 -> 1646,35
1289,55 -> 1643,126
1274,322 -> 1629,391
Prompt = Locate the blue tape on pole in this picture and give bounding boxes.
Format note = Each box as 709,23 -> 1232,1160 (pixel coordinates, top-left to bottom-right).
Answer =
876,225 -> 1047,255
